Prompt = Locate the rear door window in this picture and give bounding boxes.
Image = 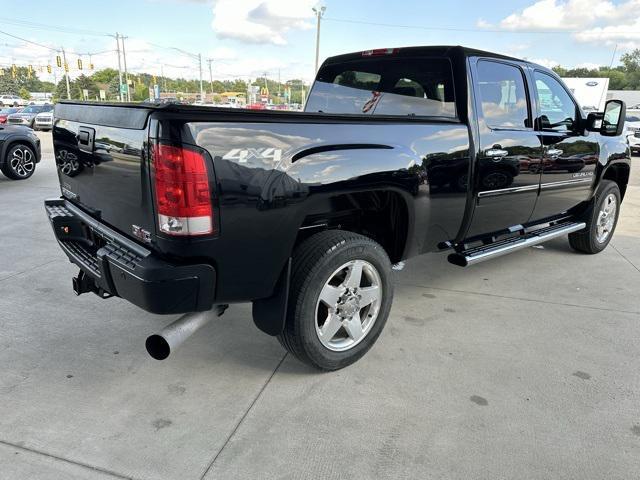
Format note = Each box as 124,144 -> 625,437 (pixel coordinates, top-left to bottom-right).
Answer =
476,60 -> 530,129
306,57 -> 456,118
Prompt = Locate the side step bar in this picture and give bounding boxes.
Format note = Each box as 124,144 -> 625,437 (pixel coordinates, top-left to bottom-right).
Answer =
448,221 -> 586,267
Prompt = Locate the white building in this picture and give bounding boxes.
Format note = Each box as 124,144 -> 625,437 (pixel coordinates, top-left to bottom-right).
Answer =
561,77 -> 609,112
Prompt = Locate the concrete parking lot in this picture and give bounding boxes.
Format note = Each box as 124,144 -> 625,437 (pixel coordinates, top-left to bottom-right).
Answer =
1,131 -> 639,480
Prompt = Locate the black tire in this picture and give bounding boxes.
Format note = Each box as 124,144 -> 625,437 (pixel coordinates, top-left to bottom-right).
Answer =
1,143 -> 36,180
278,230 -> 394,371
569,180 -> 620,254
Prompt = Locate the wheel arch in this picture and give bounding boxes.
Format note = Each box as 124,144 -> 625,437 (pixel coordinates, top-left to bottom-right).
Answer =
253,186 -> 412,337
601,162 -> 630,200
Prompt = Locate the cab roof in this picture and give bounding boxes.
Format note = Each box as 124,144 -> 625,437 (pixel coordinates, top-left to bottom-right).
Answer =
323,45 -> 528,67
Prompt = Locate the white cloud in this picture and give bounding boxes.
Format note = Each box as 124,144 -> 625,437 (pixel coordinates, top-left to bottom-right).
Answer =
574,18 -> 640,47
495,0 -> 634,31
211,0 -> 316,45
529,57 -> 561,68
481,0 -> 640,50
575,61 -> 603,69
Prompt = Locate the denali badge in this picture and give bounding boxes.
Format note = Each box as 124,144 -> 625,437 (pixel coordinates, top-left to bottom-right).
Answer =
222,148 -> 282,165
572,171 -> 594,178
132,225 -> 152,244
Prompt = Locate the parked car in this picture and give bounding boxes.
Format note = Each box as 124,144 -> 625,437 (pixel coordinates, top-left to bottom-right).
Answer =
33,110 -> 54,131
0,107 -> 22,124
0,94 -> 26,107
7,104 -> 54,128
0,125 -> 41,179
626,113 -> 640,155
45,46 -> 630,370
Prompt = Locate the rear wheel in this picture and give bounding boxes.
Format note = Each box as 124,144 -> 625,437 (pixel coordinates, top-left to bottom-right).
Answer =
1,144 -> 36,180
569,180 -> 620,254
278,230 -> 394,371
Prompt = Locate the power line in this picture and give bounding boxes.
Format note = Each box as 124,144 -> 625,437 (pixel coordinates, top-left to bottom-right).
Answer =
0,29 -> 58,52
0,17 -> 110,37
323,17 -> 640,35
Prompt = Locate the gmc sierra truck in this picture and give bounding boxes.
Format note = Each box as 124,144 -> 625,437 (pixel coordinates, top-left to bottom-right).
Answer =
45,46 -> 630,370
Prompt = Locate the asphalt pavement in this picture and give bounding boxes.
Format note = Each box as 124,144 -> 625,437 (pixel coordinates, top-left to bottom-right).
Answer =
1,131 -> 639,480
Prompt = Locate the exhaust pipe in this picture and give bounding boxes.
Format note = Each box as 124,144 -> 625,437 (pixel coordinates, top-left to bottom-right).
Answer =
145,305 -> 228,360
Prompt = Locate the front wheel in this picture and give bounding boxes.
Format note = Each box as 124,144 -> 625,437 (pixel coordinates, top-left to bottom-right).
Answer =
278,230 -> 394,371
1,144 -> 36,180
569,180 -> 620,254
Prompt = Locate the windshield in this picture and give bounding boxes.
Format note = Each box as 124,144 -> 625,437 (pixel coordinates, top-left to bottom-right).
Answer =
0,108 -> 19,114
306,56 -> 456,118
21,105 -> 51,113
626,115 -> 640,122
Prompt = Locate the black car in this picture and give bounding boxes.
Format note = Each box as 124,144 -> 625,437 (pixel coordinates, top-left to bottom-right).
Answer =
0,125 -> 41,179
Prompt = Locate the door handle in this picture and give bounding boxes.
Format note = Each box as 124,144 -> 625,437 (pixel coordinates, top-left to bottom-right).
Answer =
485,148 -> 509,158
547,148 -> 563,158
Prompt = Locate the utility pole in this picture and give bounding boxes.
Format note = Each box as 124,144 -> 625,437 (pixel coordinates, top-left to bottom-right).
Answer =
121,35 -> 130,101
277,68 -> 281,102
61,47 -> 71,100
198,53 -> 204,102
312,5 -> 326,73
160,64 -> 167,92
115,33 -> 124,101
207,58 -> 214,94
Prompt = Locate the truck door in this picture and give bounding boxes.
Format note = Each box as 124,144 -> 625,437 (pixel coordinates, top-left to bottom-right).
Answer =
466,59 -> 543,237
529,70 -> 599,221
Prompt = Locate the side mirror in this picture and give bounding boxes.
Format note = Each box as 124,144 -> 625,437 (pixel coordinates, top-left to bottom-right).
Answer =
601,99 -> 626,137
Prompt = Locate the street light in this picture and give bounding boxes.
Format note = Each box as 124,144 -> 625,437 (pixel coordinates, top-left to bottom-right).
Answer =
312,4 -> 326,74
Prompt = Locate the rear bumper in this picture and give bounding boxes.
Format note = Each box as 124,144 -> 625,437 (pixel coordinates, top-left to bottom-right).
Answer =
45,199 -> 216,314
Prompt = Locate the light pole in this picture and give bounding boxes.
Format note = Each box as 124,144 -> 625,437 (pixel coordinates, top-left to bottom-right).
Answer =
60,47 -> 71,100
312,5 -> 326,74
198,53 -> 204,102
114,33 -> 124,101
207,58 -> 214,94
121,35 -> 130,101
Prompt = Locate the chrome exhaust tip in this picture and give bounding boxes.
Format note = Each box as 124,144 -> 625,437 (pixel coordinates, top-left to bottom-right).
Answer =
145,305 -> 228,360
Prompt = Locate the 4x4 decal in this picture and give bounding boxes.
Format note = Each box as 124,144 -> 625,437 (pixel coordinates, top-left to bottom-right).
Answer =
222,148 -> 282,165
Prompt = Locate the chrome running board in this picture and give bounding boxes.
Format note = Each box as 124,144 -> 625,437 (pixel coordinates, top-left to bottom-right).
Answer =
448,221 -> 586,267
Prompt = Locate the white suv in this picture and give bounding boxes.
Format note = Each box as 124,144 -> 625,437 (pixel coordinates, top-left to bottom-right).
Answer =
626,112 -> 640,155
0,94 -> 26,107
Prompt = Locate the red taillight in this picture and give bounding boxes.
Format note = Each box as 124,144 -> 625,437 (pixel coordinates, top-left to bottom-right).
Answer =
152,144 -> 215,236
361,48 -> 399,56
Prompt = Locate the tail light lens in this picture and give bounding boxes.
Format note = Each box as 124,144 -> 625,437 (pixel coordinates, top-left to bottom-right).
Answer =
152,143 -> 215,236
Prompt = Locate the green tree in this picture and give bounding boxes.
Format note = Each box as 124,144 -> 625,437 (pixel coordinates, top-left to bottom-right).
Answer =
74,74 -> 99,100
620,49 -> 640,72
90,68 -> 120,84
18,86 -> 30,99
54,79 -> 66,101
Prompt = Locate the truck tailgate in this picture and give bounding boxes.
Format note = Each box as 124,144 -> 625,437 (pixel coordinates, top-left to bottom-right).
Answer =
53,103 -> 155,240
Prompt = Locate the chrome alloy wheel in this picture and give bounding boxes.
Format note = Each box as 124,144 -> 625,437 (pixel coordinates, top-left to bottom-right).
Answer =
315,259 -> 382,352
57,150 -> 79,175
10,146 -> 35,178
596,193 -> 617,244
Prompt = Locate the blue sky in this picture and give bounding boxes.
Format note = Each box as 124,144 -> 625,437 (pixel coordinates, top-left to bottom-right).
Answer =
1,0 -> 638,83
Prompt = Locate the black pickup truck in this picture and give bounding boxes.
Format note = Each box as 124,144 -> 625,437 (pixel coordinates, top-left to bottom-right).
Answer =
45,46 -> 630,370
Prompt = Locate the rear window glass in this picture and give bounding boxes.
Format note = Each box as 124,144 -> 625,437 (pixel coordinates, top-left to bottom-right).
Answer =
305,57 -> 456,118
